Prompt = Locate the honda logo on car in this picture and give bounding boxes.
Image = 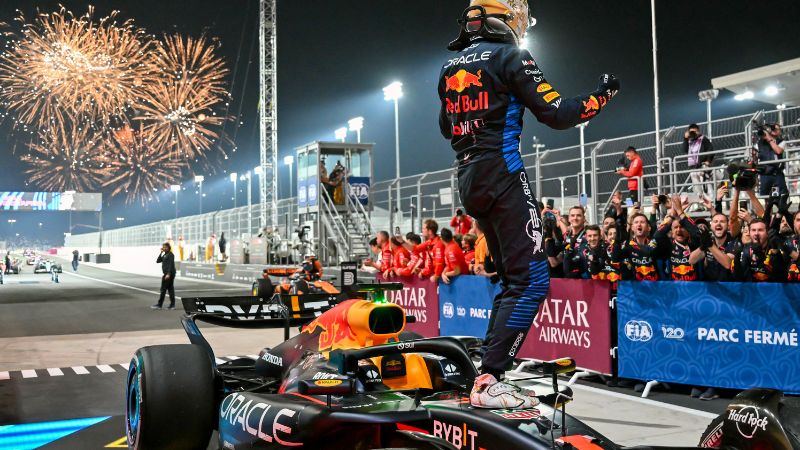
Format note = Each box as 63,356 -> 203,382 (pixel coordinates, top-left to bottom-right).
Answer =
219,394 -> 302,446
728,406 -> 768,439
261,352 -> 283,367
625,320 -> 653,342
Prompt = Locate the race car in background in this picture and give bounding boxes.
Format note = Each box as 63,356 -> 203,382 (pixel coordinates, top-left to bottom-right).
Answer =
125,283 -> 800,450
33,259 -> 62,274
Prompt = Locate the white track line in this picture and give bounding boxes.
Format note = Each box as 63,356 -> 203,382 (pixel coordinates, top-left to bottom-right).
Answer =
21,370 -> 37,378
248,355 -> 260,359
570,382 -> 717,419
71,366 -> 90,375
119,363 -> 130,371
97,364 -> 115,373
0,371 -> 10,380
215,357 -> 226,365
46,368 -> 64,376
61,271 -> 170,297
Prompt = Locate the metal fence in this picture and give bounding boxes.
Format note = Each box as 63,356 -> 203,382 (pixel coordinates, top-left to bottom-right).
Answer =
69,104 -> 800,255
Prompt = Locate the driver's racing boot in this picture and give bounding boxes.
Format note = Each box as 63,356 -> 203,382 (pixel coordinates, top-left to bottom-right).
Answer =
470,373 -> 539,409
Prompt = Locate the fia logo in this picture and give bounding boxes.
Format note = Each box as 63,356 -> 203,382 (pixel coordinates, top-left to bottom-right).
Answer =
624,320 -> 653,342
442,302 -> 454,319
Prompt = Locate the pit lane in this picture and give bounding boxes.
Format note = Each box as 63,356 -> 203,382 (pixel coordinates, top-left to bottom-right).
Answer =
0,263 -> 728,449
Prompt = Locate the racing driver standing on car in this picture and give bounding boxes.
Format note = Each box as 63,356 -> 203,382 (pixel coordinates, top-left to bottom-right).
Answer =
439,0 -> 619,408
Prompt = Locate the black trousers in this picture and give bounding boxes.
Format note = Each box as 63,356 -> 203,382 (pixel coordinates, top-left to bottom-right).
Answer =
158,274 -> 176,307
458,152 -> 550,376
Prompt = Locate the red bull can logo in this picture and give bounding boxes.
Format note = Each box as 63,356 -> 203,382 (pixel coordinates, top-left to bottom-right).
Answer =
444,69 -> 483,93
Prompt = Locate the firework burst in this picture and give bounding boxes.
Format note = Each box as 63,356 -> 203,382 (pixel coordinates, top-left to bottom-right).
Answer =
21,125 -> 110,192
103,124 -> 186,204
136,34 -> 229,162
0,7 -> 153,132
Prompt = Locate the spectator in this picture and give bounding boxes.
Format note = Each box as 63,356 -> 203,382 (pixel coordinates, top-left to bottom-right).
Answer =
734,219 -> 787,282
395,234 -> 425,277
384,236 -> 410,278
219,232 -> 227,262
785,211 -> 800,281
542,208 -> 565,278
683,124 -> 715,199
362,237 -> 381,273
177,236 -> 185,261
462,233 -> 477,271
611,213 -> 660,280
562,206 -> 588,279
472,221 -> 493,278
657,195 -> 702,281
415,219 -> 446,283
365,231 -> 392,272
616,146 -> 644,204
71,249 -> 79,272
450,208 -> 473,235
205,233 -> 216,262
699,212 -> 739,282
151,242 -> 177,310
756,123 -> 787,195
441,228 -> 468,284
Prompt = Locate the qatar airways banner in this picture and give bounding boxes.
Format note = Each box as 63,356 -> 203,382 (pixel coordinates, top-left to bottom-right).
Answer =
439,277 -> 613,375
520,278 -> 612,375
377,274 -> 439,338
618,282 -> 800,393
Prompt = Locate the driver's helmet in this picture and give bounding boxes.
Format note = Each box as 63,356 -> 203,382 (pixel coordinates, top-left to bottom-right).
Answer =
468,0 -> 531,44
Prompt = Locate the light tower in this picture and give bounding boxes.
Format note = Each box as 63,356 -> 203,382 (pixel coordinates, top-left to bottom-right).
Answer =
259,0 -> 278,229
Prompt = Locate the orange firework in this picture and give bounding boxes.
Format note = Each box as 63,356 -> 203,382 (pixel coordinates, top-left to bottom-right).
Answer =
136,34 -> 230,162
0,7 -> 153,132
21,125 -> 110,192
103,123 -> 186,204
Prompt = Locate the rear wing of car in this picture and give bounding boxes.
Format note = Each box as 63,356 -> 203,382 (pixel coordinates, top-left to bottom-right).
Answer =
180,294 -> 339,368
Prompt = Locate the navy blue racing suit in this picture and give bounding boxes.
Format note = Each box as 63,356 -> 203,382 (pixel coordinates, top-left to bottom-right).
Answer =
438,37 -> 617,375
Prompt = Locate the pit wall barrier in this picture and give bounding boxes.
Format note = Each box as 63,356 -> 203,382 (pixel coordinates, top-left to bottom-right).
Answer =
617,281 -> 800,393
379,275 -> 613,376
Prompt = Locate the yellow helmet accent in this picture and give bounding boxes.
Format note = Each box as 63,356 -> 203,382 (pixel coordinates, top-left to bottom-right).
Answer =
469,0 -> 530,42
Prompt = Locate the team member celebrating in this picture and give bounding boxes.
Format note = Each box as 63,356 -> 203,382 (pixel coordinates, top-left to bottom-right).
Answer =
439,0 -> 619,408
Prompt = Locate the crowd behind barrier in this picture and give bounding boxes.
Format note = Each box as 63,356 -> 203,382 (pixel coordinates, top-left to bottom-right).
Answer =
378,273 -> 800,394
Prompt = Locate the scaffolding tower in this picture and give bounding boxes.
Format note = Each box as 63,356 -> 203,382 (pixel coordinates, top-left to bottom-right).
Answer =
259,0 -> 279,231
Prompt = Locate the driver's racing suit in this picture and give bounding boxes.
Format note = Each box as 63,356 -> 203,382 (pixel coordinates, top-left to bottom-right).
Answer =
438,38 -> 616,375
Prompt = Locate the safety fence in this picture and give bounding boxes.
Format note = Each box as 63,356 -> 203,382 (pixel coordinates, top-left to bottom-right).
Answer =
379,274 -> 800,395
67,105 -> 800,258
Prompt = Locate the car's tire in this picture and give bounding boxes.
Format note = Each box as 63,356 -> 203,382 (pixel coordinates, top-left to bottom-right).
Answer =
697,415 -> 724,448
126,344 -> 215,450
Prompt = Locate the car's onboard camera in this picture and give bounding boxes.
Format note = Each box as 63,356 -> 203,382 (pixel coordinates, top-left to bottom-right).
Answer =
124,280 -> 800,450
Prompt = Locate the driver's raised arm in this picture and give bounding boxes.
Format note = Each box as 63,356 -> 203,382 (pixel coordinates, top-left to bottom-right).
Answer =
502,48 -> 618,130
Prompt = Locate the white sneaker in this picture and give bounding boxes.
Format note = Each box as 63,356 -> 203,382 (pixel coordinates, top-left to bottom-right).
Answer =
470,373 -> 539,409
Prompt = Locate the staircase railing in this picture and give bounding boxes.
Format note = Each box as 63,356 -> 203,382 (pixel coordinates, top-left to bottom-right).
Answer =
319,187 -> 351,262
346,187 -> 375,238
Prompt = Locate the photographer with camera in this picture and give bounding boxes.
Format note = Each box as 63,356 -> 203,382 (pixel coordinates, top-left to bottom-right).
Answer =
683,124 -> 714,199
755,123 -> 787,195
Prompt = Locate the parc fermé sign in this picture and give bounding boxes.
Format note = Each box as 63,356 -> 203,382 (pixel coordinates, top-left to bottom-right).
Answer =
377,274 -> 439,338
618,281 -> 800,393
438,277 -> 613,375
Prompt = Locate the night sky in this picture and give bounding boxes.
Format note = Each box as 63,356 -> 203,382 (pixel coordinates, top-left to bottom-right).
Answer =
1,0 -> 799,243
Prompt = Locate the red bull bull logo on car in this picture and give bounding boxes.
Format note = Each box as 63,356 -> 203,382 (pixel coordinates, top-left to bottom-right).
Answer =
445,69 -> 483,93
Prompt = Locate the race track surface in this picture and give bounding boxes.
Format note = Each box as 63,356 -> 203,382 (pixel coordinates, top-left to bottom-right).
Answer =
0,262 -> 730,449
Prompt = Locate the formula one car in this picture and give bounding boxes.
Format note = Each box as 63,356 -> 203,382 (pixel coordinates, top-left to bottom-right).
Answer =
126,283 -> 800,450
33,259 -> 62,274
